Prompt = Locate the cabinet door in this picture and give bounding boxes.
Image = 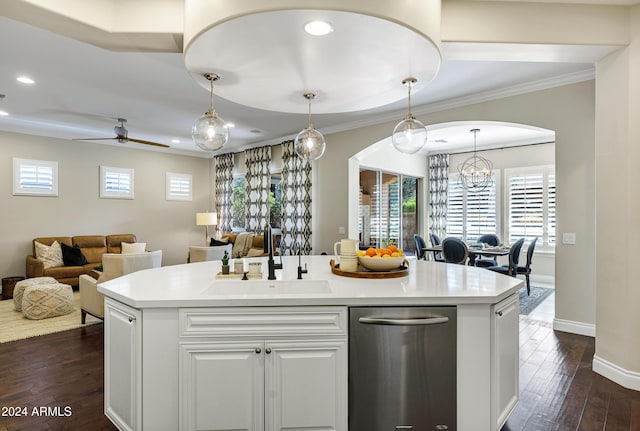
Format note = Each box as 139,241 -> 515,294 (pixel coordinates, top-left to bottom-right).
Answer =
265,340 -> 347,431
492,293 -> 520,430
104,298 -> 142,431
180,342 -> 265,431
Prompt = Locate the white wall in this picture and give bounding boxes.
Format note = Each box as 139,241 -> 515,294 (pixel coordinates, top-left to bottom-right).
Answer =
0,131 -> 211,279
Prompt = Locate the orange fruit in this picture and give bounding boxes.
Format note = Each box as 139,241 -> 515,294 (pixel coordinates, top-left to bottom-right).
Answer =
365,247 -> 377,257
388,245 -> 398,252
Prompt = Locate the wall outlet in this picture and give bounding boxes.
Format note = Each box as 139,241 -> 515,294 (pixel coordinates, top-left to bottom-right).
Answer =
338,226 -> 345,235
562,232 -> 576,245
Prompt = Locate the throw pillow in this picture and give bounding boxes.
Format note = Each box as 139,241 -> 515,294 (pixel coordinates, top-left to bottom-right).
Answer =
34,240 -> 65,269
60,243 -> 88,266
121,242 -> 146,254
210,238 -> 229,246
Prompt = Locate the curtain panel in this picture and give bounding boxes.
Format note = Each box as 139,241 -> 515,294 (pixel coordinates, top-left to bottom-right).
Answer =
244,146 -> 272,233
214,153 -> 234,235
281,140 -> 312,255
428,153 -> 449,240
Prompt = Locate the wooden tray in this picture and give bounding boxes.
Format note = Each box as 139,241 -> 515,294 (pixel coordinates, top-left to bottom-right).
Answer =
329,259 -> 409,279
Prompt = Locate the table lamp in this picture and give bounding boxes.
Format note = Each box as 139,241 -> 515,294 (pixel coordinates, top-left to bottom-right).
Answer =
196,212 -> 217,245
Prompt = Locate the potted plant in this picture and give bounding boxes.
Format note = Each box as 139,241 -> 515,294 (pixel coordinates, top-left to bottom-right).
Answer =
221,251 -> 230,274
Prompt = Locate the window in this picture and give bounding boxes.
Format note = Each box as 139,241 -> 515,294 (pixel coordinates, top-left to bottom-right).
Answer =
13,158 -> 58,196
166,172 -> 192,201
446,171 -> 499,243
100,166 -> 134,199
359,169 -> 420,251
506,166 -> 555,248
270,173 -> 282,228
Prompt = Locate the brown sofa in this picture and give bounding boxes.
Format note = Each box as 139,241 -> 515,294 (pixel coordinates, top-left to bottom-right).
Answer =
26,234 -> 137,286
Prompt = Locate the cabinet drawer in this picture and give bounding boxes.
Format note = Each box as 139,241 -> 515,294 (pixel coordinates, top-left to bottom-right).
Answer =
179,306 -> 347,338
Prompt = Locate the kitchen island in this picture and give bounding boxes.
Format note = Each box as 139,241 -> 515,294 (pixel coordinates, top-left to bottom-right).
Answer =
99,255 -> 523,431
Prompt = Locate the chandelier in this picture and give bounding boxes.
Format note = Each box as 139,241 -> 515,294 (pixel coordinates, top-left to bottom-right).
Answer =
458,128 -> 493,192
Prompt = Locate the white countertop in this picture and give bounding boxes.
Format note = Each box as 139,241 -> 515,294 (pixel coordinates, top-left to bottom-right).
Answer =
98,255 -> 523,308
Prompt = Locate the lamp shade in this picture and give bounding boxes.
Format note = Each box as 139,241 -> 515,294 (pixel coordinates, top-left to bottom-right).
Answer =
196,212 -> 217,226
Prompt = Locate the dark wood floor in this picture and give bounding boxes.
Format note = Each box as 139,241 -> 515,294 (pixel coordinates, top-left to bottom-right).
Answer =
503,316 -> 640,431
0,324 -> 117,431
0,312 -> 639,430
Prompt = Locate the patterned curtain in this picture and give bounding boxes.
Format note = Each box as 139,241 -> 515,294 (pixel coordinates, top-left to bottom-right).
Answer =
244,146 -> 272,233
281,140 -> 312,255
214,153 -> 234,234
429,153 -> 449,239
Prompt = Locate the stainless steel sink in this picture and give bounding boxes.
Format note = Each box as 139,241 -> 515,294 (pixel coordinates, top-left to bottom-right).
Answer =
206,279 -> 331,295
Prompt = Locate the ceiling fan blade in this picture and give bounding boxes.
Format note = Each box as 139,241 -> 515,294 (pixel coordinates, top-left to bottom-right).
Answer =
127,137 -> 170,148
73,137 -> 117,141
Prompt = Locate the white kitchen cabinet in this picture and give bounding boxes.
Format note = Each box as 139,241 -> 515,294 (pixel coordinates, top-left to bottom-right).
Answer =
179,307 -> 348,431
491,293 -> 520,430
104,298 -> 142,431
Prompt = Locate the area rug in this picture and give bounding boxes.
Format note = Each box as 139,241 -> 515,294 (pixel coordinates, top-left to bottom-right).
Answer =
519,285 -> 553,315
0,291 -> 101,343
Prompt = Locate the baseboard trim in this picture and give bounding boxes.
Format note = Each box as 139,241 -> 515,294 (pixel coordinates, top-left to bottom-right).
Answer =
593,355 -> 640,391
553,318 -> 595,337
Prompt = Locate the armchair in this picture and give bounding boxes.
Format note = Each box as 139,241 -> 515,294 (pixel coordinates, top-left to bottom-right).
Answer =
79,250 -> 162,323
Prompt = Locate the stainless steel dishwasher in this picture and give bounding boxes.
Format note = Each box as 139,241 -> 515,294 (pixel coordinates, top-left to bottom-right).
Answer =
349,306 -> 457,431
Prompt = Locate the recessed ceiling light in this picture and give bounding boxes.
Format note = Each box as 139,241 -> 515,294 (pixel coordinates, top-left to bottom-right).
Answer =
304,20 -> 333,36
225,122 -> 235,128
0,111 -> 8,116
171,139 -> 180,144
17,76 -> 35,84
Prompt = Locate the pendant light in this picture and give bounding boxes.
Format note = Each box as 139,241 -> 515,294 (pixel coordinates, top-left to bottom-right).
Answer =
392,77 -> 427,154
192,73 -> 229,151
294,92 -> 326,161
458,128 -> 494,192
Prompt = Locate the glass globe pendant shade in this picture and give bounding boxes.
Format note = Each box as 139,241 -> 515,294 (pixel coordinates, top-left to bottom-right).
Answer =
392,115 -> 428,154
192,111 -> 229,151
294,126 -> 326,161
392,77 -> 427,154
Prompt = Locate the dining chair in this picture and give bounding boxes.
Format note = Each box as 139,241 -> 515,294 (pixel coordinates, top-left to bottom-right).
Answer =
475,233 -> 501,268
487,238 -> 525,278
413,234 -> 427,260
441,237 -> 469,265
429,232 -> 445,262
510,236 -> 538,295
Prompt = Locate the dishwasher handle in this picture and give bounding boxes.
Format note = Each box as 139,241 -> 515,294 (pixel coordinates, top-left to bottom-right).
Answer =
358,316 -> 449,326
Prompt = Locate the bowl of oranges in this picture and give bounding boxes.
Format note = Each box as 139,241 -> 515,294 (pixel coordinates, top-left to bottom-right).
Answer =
357,245 -> 405,271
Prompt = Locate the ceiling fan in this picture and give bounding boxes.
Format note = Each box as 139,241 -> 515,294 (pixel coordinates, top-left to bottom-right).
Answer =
74,118 -> 170,148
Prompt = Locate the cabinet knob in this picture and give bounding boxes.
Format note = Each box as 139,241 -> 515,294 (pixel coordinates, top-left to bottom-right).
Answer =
255,347 -> 261,354
128,317 -> 136,323
265,347 -> 272,354
496,311 -> 503,317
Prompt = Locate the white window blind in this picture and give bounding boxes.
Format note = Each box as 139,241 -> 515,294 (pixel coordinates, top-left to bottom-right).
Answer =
446,172 -> 498,242
13,158 -> 58,196
166,172 -> 192,201
100,166 -> 134,199
506,166 -> 555,247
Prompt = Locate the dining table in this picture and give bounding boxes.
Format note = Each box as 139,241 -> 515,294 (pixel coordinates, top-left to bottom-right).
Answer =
422,244 -> 510,266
